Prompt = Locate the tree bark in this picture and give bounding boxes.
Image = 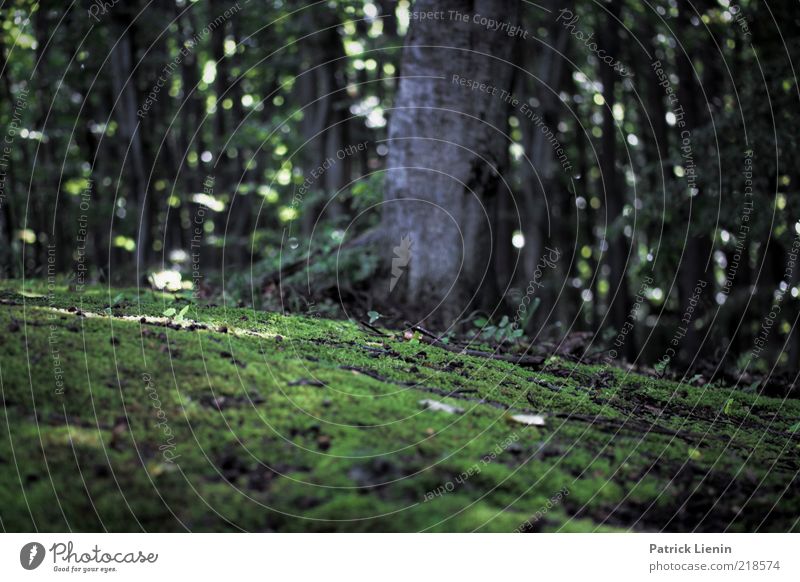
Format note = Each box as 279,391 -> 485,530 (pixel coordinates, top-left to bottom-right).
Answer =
383,0 -> 519,327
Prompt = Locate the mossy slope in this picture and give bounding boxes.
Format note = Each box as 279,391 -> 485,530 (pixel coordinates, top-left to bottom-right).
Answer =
0,284 -> 798,532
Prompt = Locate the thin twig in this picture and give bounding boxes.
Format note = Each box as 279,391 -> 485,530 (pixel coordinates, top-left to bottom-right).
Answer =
407,323 -> 440,340
358,320 -> 389,337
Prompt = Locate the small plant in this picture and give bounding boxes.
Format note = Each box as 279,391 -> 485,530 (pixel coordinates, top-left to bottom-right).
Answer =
472,315 -> 524,344
367,310 -> 381,325
722,398 -> 734,415
163,304 -> 191,322
103,292 -> 126,315
437,329 -> 454,345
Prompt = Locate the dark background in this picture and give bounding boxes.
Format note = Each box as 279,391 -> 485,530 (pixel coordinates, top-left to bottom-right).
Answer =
1,0 -> 799,382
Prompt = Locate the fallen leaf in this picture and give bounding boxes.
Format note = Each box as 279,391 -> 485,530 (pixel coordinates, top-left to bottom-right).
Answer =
508,413 -> 546,426
419,399 -> 464,414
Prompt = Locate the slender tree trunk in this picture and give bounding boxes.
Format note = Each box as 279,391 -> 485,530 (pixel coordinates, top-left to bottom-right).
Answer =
211,0 -> 229,193
109,11 -> 149,277
178,5 -> 205,195
376,0 -> 399,103
599,2 -> 634,360
675,3 -> 711,367
641,16 -> 669,187
0,31 -> 18,277
516,0 -> 569,333
227,17 -> 252,254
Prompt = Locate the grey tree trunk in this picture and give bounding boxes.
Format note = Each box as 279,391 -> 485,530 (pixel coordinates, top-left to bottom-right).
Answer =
383,0 -> 519,327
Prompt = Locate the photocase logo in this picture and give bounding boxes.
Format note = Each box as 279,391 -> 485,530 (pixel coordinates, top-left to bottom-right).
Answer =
390,234 -> 413,292
20,542 -> 46,570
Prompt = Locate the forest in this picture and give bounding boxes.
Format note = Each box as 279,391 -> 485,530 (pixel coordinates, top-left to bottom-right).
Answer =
0,0 -> 798,533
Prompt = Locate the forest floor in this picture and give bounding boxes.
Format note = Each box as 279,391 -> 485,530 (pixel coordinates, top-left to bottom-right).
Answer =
0,282 -> 798,532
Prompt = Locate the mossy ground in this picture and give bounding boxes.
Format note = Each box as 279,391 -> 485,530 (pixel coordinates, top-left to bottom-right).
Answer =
0,282 -> 798,532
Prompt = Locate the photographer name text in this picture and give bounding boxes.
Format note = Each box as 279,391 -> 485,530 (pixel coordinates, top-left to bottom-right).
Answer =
650,543 -> 733,554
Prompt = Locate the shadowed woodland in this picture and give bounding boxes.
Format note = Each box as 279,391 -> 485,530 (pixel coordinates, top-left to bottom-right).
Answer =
0,0 -> 799,532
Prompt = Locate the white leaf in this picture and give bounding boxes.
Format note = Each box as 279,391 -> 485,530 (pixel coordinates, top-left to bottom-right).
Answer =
419,399 -> 464,415
509,413 -> 546,426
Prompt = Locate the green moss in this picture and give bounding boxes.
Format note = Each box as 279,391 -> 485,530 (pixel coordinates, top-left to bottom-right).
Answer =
0,283 -> 798,532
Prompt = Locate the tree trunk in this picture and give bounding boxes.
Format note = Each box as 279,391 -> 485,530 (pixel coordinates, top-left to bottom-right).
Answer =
599,2 -> 634,360
109,10 -> 149,277
675,3 -> 712,368
383,0 -> 519,327
0,30 -> 18,277
515,0 -> 569,334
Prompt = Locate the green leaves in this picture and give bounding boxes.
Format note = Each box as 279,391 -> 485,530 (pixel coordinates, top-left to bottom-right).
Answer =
103,293 -> 126,315
176,304 -> 192,322
722,398 -> 734,416
163,304 -> 192,322
472,314 -> 525,345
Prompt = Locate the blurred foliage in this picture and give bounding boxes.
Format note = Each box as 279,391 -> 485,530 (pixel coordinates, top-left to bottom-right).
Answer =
0,0 -> 798,373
